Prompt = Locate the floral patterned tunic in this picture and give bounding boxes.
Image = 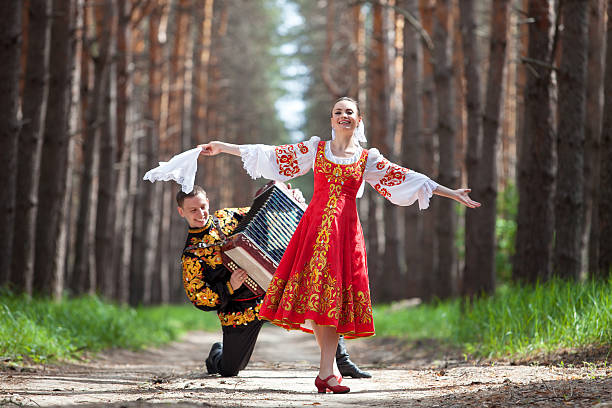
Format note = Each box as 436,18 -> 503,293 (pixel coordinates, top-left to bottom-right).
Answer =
181,207 -> 264,327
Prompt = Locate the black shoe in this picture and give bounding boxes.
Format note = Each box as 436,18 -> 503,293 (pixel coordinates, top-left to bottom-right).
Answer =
205,342 -> 223,374
335,336 -> 372,378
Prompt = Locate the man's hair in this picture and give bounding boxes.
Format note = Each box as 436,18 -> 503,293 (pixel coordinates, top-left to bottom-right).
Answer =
176,185 -> 207,207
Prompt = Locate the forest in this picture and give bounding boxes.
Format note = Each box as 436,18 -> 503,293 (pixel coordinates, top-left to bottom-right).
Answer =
0,0 -> 611,307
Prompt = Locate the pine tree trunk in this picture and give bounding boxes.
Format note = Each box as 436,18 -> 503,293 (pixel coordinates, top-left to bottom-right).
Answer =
553,0 -> 588,279
514,0 -> 556,283
0,1 -> 23,287
418,0 -> 437,300
598,0 -> 612,278
368,3 -> 395,302
432,0 -> 457,298
11,0 -> 51,294
96,17 -> 117,299
134,5 -> 163,305
33,0 -> 76,296
72,1 -> 112,294
584,0 -> 606,278
113,0 -> 133,302
459,0 -> 487,297
478,0 -> 510,293
400,0 -> 425,298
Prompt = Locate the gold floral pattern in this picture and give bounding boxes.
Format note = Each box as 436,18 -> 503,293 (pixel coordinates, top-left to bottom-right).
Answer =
219,302 -> 262,326
182,255 -> 220,307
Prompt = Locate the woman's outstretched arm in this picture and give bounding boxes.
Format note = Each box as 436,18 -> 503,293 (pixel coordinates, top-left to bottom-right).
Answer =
433,184 -> 481,208
198,141 -> 241,157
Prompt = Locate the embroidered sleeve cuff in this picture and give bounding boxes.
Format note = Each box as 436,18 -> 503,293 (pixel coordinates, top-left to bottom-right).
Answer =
226,281 -> 234,295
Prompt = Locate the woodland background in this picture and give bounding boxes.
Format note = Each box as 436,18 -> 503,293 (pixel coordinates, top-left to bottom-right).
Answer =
0,0 -> 610,306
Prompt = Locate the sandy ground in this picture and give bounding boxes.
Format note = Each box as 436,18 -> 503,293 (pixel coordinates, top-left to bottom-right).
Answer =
1,324 -> 610,407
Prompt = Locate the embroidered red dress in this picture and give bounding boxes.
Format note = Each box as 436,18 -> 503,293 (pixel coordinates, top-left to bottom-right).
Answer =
261,141 -> 373,337
238,137 -> 438,338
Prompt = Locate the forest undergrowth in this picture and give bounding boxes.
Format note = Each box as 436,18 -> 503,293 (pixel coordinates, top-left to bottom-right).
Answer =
1,278 -> 610,365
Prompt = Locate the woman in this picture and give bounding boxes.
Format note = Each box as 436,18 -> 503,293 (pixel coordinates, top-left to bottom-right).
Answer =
199,97 -> 480,393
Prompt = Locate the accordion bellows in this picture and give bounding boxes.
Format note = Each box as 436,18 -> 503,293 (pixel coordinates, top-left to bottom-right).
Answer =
221,182 -> 307,295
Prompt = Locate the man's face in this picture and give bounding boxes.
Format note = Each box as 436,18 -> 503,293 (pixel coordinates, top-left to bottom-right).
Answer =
177,193 -> 210,228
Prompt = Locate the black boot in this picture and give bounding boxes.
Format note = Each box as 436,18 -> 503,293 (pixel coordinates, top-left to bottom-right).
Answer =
335,336 -> 371,378
205,342 -> 223,374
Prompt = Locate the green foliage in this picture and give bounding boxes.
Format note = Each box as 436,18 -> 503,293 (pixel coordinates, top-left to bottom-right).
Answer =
375,278 -> 612,358
0,289 -> 218,363
495,184 -> 518,282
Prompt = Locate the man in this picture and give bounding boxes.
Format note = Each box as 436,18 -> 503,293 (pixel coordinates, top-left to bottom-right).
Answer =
177,185 -> 370,378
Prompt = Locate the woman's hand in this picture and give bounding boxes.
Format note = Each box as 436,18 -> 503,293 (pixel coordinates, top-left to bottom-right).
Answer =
198,141 -> 241,157
230,268 -> 248,290
453,188 -> 481,208
198,141 -> 223,156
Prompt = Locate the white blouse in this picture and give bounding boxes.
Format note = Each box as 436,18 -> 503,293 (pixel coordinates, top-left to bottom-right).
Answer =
238,137 -> 438,210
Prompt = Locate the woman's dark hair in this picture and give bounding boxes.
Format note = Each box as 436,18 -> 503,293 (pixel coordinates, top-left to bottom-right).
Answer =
176,185 -> 207,207
330,97 -> 361,117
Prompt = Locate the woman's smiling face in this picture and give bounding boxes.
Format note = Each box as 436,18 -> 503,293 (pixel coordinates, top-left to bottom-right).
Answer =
330,99 -> 361,135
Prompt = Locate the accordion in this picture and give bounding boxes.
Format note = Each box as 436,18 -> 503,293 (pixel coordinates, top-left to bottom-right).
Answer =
221,181 -> 307,296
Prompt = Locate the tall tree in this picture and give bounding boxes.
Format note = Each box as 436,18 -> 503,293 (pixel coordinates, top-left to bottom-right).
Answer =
584,0 -> 606,278
514,0 -> 556,283
477,0 -> 511,293
400,0 -> 425,298
95,0 -> 118,298
459,0 -> 487,297
368,2 -> 395,301
0,1 -> 23,287
72,0 -> 113,293
598,0 -> 612,278
432,0 -> 457,298
553,0 -> 589,279
34,0 -> 76,296
418,0 -> 438,300
11,0 -> 51,294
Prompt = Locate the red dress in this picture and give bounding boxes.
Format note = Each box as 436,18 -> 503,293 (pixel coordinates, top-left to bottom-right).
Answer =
259,142 -> 375,338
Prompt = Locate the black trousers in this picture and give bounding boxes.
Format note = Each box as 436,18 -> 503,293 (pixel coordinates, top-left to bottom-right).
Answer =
209,319 -> 264,377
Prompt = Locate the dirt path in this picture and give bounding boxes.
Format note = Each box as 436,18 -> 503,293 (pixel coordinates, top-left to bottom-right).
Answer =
1,325 -> 610,407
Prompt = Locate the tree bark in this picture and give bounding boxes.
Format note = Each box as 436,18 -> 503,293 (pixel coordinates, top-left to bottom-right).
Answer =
458,0 -> 488,297
432,0 -> 456,299
598,0 -> 612,278
71,0 -> 112,293
584,0 -> 606,278
514,0 -> 556,283
34,0 -> 76,296
477,0 -> 511,294
553,0 -> 588,280
418,0 -> 437,300
112,0 -> 133,302
11,0 -> 51,294
400,0 -> 425,298
96,3 -> 118,298
368,2 -> 394,302
0,0 -> 23,287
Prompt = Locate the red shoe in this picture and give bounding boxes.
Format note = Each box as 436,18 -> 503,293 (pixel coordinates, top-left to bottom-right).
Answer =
315,375 -> 350,394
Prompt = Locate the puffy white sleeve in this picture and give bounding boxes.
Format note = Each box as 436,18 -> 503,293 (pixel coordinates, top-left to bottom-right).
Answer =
364,148 -> 438,210
238,136 -> 320,181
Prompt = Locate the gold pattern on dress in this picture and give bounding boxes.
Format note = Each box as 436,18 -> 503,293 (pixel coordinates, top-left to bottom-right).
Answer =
219,302 -> 262,326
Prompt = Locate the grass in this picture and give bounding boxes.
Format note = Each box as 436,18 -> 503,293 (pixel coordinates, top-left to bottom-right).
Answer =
1,278 -> 610,363
375,277 -> 612,359
0,289 -> 218,363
